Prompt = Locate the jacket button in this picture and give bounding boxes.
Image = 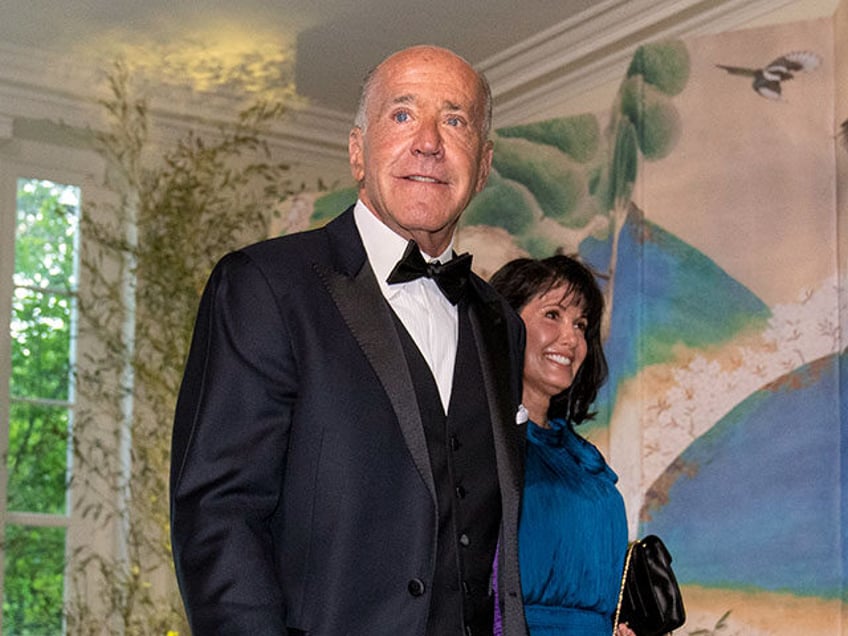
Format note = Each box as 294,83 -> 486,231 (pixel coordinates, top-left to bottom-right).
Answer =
459,533 -> 470,547
408,578 -> 426,597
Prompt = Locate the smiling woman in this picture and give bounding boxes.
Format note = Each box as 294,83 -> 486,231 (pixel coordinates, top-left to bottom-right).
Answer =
518,288 -> 588,423
489,255 -> 634,636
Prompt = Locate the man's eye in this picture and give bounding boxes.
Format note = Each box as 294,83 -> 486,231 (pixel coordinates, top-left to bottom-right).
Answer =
393,111 -> 410,123
446,116 -> 463,127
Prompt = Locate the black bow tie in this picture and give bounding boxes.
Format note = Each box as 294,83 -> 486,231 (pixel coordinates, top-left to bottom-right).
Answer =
386,240 -> 472,305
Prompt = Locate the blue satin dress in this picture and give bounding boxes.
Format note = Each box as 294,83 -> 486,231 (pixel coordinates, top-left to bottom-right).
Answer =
519,418 -> 628,635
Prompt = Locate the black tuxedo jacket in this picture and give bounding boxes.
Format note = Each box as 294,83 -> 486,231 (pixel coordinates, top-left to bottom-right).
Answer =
170,207 -> 528,635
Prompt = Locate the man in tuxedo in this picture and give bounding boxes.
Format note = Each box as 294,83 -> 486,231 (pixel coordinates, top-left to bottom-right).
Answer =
170,45 -> 528,636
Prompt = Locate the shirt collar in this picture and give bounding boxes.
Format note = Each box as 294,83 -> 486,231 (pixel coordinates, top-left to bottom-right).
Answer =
353,199 -> 455,296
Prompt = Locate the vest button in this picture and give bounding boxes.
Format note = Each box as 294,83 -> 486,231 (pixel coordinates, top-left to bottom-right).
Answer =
455,485 -> 466,499
459,533 -> 470,547
449,435 -> 461,451
407,578 -> 426,597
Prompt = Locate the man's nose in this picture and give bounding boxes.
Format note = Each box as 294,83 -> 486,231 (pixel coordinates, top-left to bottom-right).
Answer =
412,119 -> 443,157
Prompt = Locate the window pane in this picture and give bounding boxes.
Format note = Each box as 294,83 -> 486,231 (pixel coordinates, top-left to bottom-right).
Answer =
6,402 -> 69,514
2,525 -> 65,636
10,288 -> 72,401
4,177 -> 78,633
14,179 -> 80,292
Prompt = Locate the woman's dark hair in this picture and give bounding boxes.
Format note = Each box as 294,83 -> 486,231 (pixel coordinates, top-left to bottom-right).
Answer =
489,254 -> 608,424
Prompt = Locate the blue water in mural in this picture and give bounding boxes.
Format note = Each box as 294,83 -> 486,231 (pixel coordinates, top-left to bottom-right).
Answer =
585,213 -> 770,374
582,212 -> 771,427
639,351 -> 846,598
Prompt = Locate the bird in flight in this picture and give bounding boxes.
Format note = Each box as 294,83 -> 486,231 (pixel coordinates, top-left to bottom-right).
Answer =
716,51 -> 821,100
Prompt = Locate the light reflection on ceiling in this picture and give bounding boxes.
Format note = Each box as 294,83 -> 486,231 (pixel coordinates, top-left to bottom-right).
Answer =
73,21 -> 300,104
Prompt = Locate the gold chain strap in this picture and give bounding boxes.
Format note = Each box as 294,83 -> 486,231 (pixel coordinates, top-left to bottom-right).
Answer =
613,541 -> 637,635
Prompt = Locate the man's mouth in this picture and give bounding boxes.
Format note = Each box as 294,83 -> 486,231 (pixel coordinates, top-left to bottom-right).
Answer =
405,175 -> 445,184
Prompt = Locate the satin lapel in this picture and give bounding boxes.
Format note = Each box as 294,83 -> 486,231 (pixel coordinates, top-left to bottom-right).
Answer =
313,211 -> 436,503
467,283 -> 527,629
466,284 -> 526,496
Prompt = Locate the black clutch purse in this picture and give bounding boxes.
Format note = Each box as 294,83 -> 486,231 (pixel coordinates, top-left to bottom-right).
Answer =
613,535 -> 686,636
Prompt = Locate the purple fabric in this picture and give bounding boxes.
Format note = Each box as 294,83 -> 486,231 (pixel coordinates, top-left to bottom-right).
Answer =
493,542 -> 502,635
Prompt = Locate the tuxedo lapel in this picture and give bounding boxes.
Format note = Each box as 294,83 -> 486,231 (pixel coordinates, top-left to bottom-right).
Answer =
466,278 -> 527,634
466,289 -> 525,495
313,209 -> 437,503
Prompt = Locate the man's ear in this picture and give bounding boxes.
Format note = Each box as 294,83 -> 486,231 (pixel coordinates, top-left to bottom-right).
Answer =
349,127 -> 365,182
475,139 -> 494,193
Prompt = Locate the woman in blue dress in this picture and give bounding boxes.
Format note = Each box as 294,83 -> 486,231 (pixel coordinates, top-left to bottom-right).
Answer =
490,255 -> 635,636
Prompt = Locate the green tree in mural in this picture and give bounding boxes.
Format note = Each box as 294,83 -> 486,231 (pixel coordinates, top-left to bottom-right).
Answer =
463,113 -> 604,255
598,39 -> 689,335
459,40 -> 688,303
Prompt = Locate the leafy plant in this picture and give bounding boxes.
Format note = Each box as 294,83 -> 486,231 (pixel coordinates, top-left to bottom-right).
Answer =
69,59 -> 295,634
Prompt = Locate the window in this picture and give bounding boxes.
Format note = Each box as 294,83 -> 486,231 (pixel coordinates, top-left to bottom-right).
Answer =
1,178 -> 81,634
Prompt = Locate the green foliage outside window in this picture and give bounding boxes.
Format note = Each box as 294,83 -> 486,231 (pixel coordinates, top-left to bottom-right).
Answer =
4,180 -> 78,634
7,403 -> 69,514
3,525 -> 66,636
13,180 -> 78,292
11,181 -> 78,401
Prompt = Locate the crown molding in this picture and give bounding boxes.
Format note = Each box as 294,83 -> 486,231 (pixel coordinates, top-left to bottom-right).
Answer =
482,0 -> 808,126
0,0 -> 828,160
0,41 -> 352,171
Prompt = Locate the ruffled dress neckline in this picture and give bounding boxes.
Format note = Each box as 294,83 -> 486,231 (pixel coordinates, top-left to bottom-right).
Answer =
527,417 -> 618,481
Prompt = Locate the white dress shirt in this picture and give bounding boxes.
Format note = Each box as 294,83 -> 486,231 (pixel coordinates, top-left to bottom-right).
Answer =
354,200 -> 459,412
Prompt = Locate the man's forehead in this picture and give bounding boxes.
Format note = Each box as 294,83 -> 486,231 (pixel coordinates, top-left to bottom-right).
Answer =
376,51 -> 478,90
387,93 -> 467,111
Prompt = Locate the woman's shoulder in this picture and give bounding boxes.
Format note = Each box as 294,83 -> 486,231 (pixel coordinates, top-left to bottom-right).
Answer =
554,419 -> 618,481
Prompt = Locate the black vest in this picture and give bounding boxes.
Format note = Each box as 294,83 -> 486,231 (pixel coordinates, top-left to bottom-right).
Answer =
392,303 -> 500,635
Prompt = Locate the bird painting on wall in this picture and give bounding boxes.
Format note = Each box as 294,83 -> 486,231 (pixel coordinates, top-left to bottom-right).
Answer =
716,51 -> 821,100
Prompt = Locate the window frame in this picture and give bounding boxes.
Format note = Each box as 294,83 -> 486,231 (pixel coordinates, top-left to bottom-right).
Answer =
0,136 -> 110,633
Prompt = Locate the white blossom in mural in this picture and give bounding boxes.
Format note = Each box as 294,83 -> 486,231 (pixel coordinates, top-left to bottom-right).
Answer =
641,275 -> 843,488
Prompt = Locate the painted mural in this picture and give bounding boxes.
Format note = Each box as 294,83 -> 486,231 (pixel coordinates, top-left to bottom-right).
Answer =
625,14 -> 846,636
288,6 -> 847,635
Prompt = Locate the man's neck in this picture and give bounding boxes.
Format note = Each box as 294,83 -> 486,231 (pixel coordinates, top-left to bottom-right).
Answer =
355,199 -> 456,260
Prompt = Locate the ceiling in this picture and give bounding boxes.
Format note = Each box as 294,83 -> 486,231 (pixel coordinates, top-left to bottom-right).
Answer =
1,0 -> 597,115
1,0 -> 831,178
